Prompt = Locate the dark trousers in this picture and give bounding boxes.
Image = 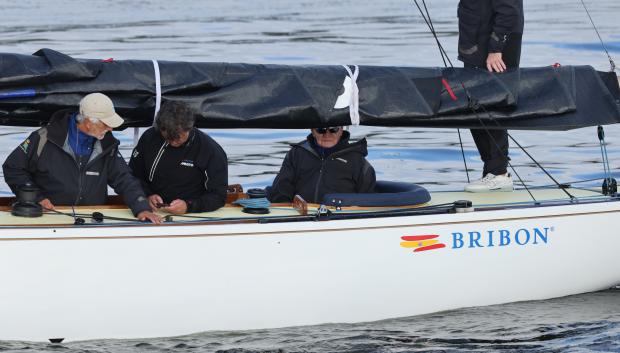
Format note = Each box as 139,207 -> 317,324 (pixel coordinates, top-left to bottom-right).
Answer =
467,33 -> 522,176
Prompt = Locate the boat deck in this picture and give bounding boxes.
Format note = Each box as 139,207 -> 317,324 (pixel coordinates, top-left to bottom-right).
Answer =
0,187 -> 606,226
428,187 -> 603,206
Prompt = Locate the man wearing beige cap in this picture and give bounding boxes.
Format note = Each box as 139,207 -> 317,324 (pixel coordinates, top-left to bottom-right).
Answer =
3,93 -> 161,223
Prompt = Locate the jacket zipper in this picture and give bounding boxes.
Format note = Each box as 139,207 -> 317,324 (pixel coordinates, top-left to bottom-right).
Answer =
74,158 -> 83,205
300,141 -> 361,203
49,139 -> 113,205
313,157 -> 325,203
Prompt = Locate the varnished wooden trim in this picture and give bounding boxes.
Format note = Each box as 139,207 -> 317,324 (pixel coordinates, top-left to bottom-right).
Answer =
1,207 -> 619,242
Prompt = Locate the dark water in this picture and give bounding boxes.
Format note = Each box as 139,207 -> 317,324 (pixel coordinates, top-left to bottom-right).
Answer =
1,289 -> 619,352
1,0 -> 619,351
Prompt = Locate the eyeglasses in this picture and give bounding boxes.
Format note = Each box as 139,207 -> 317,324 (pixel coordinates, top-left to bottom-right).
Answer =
315,127 -> 341,134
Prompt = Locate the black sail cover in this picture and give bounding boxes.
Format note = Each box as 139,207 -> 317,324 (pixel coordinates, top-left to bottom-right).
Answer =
0,48 -> 618,130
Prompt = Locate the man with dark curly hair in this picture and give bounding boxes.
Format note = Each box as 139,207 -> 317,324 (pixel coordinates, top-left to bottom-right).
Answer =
129,101 -> 228,214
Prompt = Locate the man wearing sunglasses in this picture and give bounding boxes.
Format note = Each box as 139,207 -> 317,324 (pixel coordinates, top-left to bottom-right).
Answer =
267,126 -> 376,204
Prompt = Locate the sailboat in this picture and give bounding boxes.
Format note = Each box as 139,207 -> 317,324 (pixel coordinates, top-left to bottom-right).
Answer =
0,49 -> 619,342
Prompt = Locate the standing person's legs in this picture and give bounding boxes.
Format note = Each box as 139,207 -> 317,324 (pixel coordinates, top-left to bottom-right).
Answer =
470,128 -> 509,176
464,63 -> 510,178
465,125 -> 512,192
464,33 -> 521,190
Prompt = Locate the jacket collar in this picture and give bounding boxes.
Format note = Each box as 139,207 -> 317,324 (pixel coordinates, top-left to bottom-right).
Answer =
47,109 -> 119,152
295,130 -> 368,158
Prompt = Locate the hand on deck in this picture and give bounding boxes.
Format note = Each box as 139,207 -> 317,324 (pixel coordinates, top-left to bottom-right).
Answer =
137,210 -> 162,224
163,199 -> 188,215
39,198 -> 55,210
486,52 -> 507,73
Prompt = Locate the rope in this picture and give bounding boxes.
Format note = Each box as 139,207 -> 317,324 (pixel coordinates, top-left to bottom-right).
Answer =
233,197 -> 271,209
579,0 -> 616,72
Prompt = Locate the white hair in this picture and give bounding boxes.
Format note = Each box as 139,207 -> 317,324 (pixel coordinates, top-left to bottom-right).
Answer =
75,113 -> 100,124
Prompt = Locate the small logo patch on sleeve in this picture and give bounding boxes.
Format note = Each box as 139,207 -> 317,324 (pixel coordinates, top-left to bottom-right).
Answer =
19,139 -> 31,154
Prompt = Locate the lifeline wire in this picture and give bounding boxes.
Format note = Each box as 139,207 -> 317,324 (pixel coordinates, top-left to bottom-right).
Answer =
42,207 -> 140,223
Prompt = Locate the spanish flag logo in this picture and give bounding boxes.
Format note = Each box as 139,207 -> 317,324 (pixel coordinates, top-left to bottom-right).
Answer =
400,235 -> 446,252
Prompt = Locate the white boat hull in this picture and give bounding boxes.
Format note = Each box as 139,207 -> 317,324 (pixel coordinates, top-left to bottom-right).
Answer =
1,200 -> 619,341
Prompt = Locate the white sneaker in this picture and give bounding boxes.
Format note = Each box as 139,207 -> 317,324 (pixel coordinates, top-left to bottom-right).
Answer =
464,173 -> 514,193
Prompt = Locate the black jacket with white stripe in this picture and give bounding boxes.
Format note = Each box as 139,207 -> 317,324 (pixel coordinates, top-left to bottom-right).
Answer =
129,127 -> 228,213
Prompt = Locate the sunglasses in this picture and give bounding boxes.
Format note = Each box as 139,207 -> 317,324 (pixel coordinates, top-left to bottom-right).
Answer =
315,127 -> 341,134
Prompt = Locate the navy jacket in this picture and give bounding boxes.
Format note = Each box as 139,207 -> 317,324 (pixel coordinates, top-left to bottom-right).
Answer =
2,110 -> 150,215
457,0 -> 524,67
267,132 -> 376,204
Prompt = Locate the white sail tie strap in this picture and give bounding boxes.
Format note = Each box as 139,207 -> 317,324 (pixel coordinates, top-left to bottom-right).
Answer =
333,64 -> 360,126
133,127 -> 140,147
152,59 -> 162,126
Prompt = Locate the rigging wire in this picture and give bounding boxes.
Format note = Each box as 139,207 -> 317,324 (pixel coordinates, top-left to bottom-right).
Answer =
578,0 -> 617,194
598,126 -> 611,183
415,0 -> 448,66
411,0 -> 576,202
456,129 -> 470,183
579,0 -> 616,72
412,0 -> 470,182
597,125 -> 617,195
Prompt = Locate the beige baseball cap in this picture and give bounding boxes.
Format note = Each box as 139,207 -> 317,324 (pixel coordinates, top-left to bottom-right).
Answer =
79,93 -> 124,128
